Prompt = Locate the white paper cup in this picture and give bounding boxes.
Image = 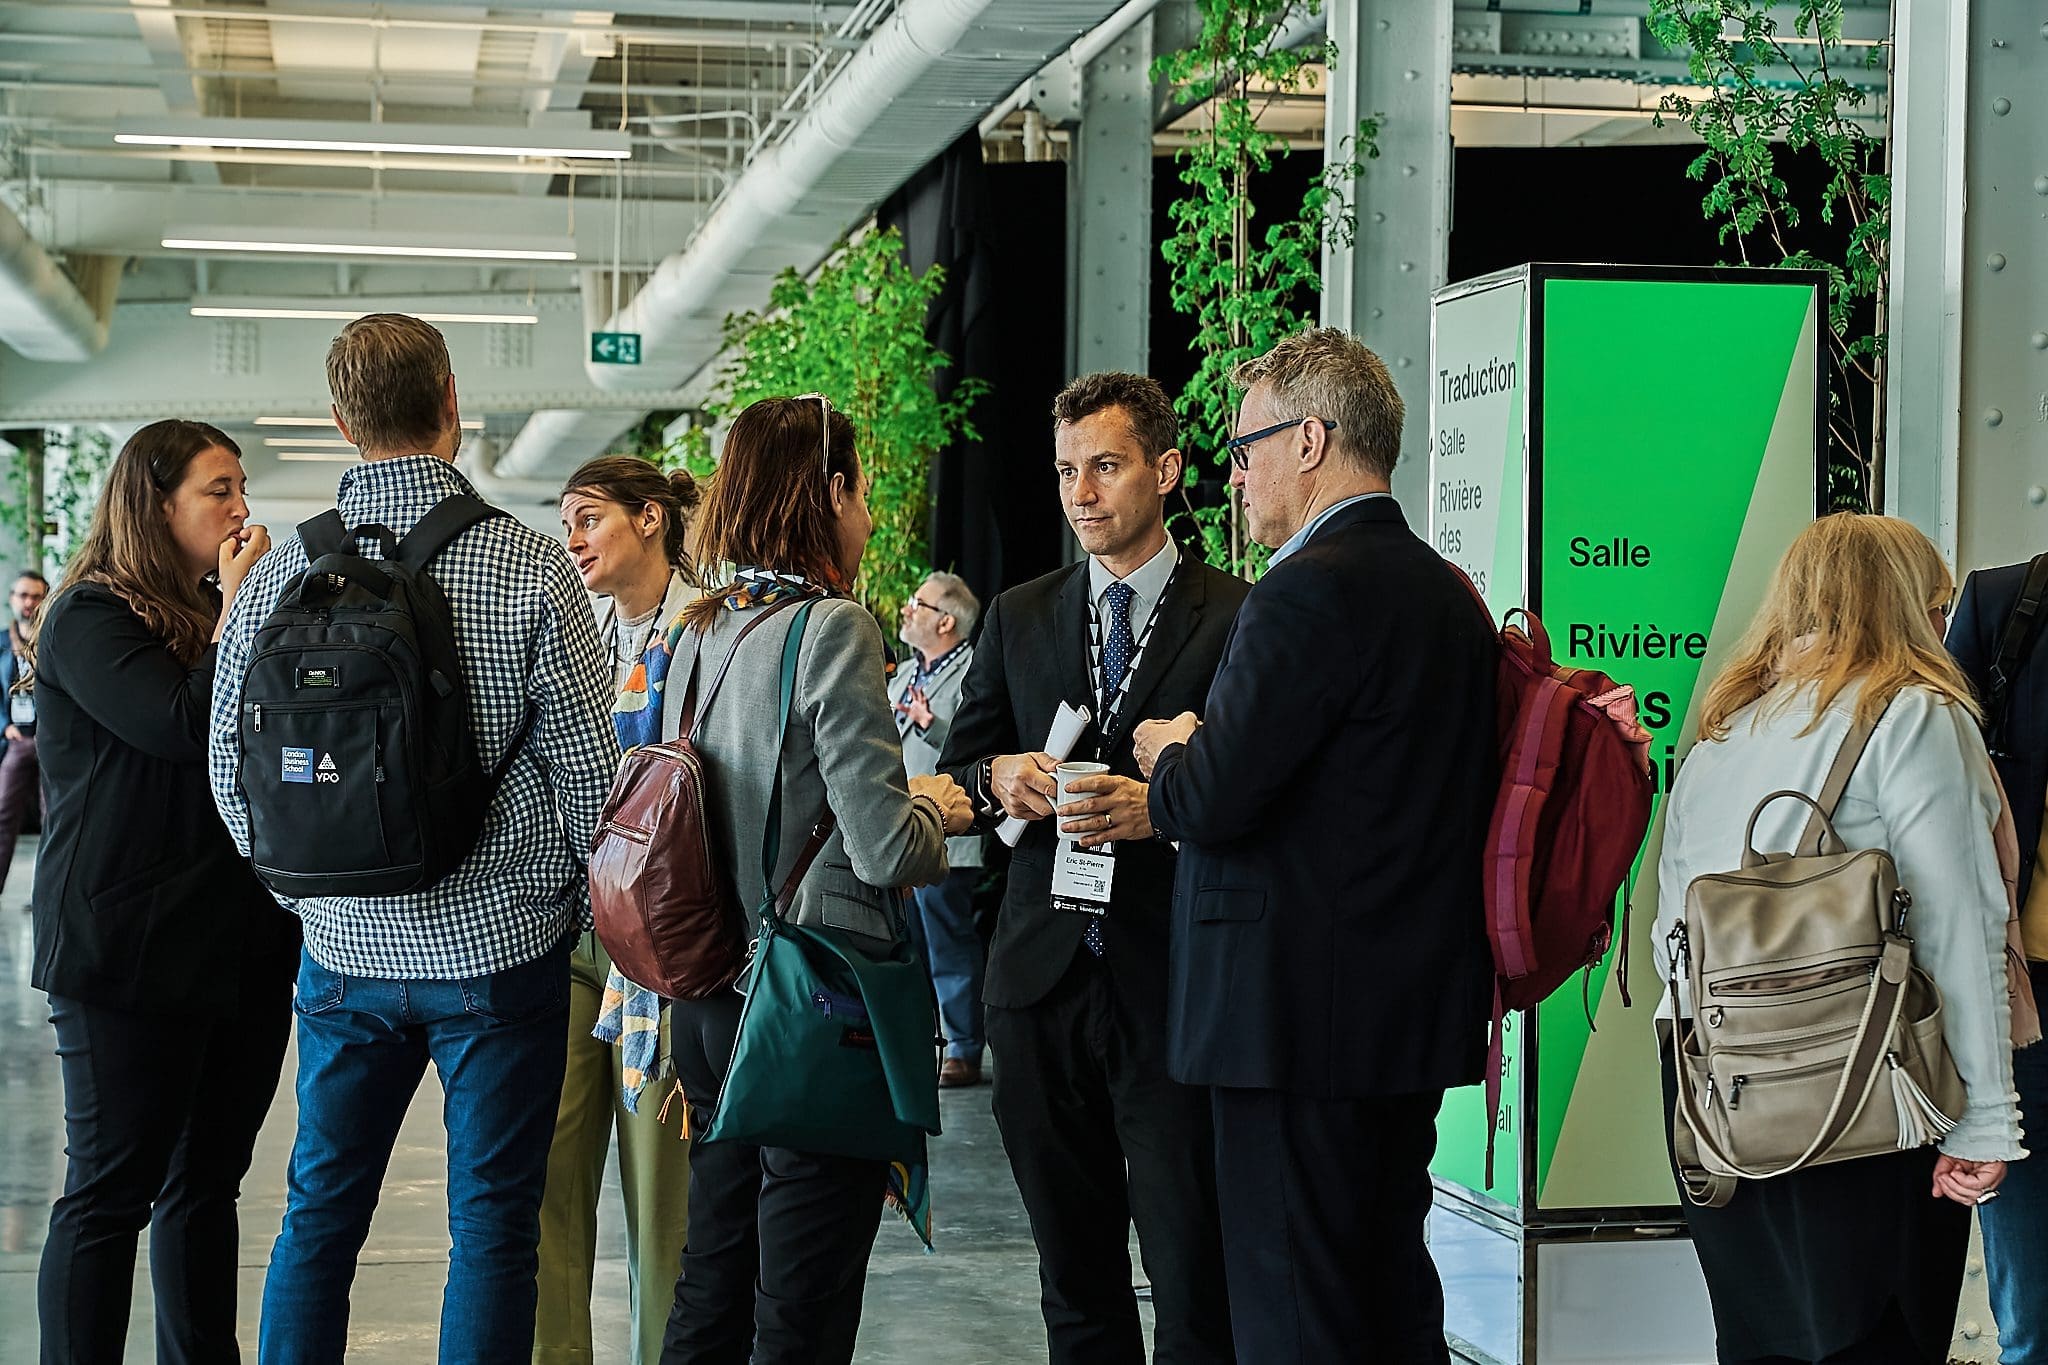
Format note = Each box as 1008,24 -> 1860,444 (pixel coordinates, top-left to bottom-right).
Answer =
1054,761 -> 1110,849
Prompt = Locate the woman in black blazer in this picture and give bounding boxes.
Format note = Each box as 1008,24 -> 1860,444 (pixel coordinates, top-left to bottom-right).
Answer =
30,419 -> 300,1364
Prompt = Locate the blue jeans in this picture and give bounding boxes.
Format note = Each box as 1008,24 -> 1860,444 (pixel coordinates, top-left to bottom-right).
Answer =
908,867 -> 985,1063
1983,995 -> 2048,1365
259,937 -> 572,1365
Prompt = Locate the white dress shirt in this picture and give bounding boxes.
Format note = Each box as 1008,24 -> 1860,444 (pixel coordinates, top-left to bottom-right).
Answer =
1089,533 -> 1180,632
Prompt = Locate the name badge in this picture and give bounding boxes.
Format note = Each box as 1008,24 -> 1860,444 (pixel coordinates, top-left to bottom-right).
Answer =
1052,843 -> 1115,914
9,692 -> 34,726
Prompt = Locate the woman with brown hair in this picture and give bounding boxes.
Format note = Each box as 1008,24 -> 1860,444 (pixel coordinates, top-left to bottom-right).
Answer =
535,455 -> 702,1365
643,396 -> 970,1364
1654,513 -> 2023,1364
31,419 -> 301,1363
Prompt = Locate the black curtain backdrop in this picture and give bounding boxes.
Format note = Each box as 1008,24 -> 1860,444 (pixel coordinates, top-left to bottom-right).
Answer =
881,138 -> 1071,609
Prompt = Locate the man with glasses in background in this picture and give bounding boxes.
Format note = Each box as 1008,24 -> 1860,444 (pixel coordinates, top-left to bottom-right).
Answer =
940,371 -> 1245,1365
1137,329 -> 1498,1363
0,568 -> 46,897
891,570 -> 990,1088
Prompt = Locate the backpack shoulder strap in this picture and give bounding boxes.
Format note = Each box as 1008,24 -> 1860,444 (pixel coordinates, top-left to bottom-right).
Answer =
756,600 -> 836,926
687,594 -> 811,739
1986,552 -> 2048,756
1795,707 -> 1885,857
298,510 -> 350,560
397,494 -> 501,572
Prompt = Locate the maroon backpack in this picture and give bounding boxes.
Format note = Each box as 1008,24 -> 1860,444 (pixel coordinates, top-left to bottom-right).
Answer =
1454,572 -> 1655,1183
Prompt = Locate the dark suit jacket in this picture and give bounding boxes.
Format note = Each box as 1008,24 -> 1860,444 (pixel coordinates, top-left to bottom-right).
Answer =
939,551 -> 1250,1012
30,583 -> 298,1016
1149,497 -> 1497,1097
1950,560 -> 2048,905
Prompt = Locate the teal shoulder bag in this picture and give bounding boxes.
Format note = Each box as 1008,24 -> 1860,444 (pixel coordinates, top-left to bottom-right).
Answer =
702,600 -> 941,1164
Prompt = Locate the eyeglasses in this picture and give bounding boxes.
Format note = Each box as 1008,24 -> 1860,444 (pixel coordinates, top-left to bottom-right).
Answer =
794,392 -> 832,479
904,595 -> 942,616
1226,416 -> 1338,471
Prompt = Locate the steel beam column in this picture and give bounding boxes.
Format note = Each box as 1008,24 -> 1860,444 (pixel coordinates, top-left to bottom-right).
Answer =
1320,0 -> 1453,510
1066,16 -> 1154,380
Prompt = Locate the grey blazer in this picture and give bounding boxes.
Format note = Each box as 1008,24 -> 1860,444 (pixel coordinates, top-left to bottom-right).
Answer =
660,595 -> 948,943
887,644 -> 983,869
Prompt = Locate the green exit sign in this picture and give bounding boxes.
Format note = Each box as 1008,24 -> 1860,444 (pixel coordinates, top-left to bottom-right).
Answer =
591,331 -> 641,365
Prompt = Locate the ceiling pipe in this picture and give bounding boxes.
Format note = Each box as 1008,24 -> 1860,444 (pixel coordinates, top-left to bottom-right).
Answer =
496,0 -> 1129,480
584,0 -> 1012,394
496,0 -> 1020,479
0,198 -> 108,362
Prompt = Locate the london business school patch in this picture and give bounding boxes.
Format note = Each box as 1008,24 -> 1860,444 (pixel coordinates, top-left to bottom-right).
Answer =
282,746 -> 315,784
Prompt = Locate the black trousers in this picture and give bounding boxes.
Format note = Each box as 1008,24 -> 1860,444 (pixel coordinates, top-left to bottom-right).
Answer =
1210,1086 -> 1449,1365
986,956 -> 1233,1365
39,985 -> 293,1365
660,989 -> 887,1365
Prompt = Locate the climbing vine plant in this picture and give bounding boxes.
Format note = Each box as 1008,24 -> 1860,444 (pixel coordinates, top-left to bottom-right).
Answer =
1154,0 -> 1377,575
676,226 -> 985,620
1647,0 -> 1889,512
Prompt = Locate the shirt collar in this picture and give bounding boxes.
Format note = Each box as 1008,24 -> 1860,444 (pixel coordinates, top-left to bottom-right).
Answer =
1269,492 -> 1392,566
1089,533 -> 1179,610
912,640 -> 970,680
334,452 -> 477,522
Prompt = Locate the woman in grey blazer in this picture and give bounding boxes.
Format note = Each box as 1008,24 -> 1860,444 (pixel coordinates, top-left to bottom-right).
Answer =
657,395 -> 972,1365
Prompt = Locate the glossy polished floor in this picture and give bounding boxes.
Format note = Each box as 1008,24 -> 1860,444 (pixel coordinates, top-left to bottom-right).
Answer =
0,837 -> 1130,1364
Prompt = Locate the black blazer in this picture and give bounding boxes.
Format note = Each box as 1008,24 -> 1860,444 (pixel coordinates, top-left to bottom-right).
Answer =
1950,560 -> 2048,905
940,552 -> 1249,1012
1149,498 -> 1498,1097
30,583 -> 297,1016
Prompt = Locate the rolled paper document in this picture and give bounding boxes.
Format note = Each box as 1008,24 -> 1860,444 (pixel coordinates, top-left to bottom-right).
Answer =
997,700 -> 1092,847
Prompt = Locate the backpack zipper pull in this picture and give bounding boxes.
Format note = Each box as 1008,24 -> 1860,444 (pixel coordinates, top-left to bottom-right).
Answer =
251,702 -> 262,732
1728,1075 -> 1748,1109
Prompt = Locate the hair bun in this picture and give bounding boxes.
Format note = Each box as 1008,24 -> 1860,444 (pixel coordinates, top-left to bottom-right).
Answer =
668,466 -> 702,510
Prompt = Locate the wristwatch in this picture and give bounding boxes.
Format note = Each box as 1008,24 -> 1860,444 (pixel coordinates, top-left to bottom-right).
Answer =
974,755 -> 1003,818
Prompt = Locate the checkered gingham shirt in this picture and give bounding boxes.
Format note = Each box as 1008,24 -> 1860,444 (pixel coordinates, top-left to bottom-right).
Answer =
208,455 -> 621,979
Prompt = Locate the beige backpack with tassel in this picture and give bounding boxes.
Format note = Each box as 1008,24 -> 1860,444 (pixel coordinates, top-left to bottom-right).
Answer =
1667,706 -> 1968,1207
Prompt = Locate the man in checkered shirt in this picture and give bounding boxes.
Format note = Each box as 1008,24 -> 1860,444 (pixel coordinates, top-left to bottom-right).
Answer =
208,314 -> 620,1364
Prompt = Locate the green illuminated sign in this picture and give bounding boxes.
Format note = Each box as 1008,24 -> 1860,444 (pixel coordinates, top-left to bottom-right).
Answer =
1429,264 -> 1825,1218
591,331 -> 641,365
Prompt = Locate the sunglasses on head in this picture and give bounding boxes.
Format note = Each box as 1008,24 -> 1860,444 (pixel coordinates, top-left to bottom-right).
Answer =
794,392 -> 833,480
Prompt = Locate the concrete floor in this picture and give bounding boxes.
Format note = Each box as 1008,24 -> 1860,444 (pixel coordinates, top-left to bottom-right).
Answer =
0,837 -> 1134,1364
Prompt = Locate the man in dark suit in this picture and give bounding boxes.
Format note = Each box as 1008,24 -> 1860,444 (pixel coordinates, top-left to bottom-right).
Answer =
1947,565 -> 2048,1365
1137,329 -> 1498,1364
940,372 -> 1245,1364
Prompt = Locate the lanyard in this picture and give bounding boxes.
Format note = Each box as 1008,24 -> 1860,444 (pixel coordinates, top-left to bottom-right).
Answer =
1089,562 -> 1177,752
894,643 -> 968,736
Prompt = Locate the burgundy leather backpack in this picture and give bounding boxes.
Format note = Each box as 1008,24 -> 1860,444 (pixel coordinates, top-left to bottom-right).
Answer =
590,596 -> 811,1000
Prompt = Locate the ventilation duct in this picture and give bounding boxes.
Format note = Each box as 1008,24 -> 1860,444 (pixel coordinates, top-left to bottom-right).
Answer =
0,200 -> 110,363
495,0 -> 1127,480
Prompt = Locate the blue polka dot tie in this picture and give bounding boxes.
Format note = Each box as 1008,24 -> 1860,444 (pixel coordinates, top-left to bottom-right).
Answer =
1086,581 -> 1137,958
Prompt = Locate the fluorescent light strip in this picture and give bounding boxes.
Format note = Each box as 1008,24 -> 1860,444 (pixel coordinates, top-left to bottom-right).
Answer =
275,451 -> 364,463
164,238 -> 576,262
264,437 -> 352,448
119,133 -> 630,159
194,306 -> 538,324
256,416 -> 484,430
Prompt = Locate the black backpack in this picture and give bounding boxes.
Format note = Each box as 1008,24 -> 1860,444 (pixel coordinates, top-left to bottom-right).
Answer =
238,494 -> 528,899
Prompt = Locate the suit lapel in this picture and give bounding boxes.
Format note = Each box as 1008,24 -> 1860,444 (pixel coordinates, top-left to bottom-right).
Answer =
1102,563 -> 1205,755
1054,565 -> 1095,717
